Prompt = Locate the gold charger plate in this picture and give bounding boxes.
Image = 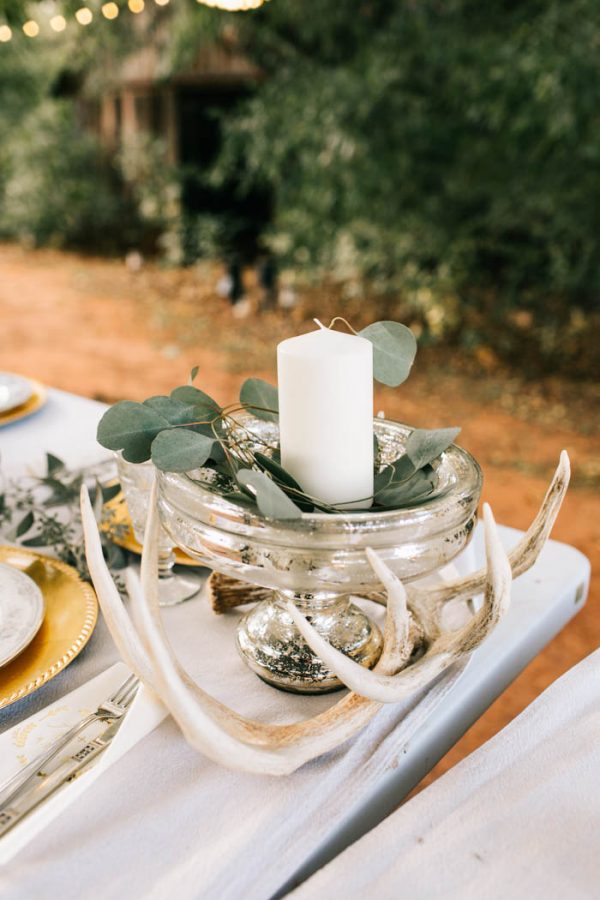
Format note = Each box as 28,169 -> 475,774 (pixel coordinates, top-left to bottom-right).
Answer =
101,490 -> 200,567
0,378 -> 47,428
0,546 -> 98,710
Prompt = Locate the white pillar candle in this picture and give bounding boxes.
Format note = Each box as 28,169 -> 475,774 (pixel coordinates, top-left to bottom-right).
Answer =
277,325 -> 374,509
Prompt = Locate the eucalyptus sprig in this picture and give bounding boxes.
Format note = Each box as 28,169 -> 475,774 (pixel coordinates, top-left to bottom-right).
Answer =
0,454 -> 128,580
96,319 -> 460,519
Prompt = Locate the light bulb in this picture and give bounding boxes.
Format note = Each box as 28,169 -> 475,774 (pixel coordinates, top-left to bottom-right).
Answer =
102,2 -> 120,19
23,20 -> 40,37
75,8 -> 94,25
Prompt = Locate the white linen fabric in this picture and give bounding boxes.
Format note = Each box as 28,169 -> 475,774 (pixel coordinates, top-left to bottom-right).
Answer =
292,649 -> 600,900
0,581 -> 468,900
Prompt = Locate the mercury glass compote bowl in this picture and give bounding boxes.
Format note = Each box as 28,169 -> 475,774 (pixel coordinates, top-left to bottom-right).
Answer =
157,416 -> 482,693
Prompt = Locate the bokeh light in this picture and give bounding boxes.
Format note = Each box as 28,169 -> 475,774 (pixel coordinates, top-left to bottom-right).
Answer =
50,15 -> 67,32
75,8 -> 94,25
0,25 -> 12,42
128,0 -> 145,12
102,2 -> 120,19
22,20 -> 40,37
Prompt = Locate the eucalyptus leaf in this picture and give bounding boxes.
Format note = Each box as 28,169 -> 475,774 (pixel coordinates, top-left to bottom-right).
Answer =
46,453 -> 65,476
254,452 -> 303,491
239,378 -> 279,422
236,469 -> 302,519
254,452 -> 314,511
190,365 -> 199,384
143,395 -> 215,438
21,533 -> 57,547
377,466 -> 436,508
15,511 -> 34,537
97,401 -> 169,463
105,543 -> 128,570
359,321 -> 417,387
100,482 -> 121,503
170,385 -> 221,420
374,454 -> 416,494
405,427 -> 461,470
151,429 -> 215,473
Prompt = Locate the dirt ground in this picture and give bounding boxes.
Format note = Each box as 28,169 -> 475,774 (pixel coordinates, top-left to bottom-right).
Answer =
1,243 -> 599,790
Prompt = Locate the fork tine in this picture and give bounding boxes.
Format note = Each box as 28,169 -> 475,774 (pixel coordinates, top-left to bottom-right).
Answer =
110,674 -> 138,705
118,680 -> 140,710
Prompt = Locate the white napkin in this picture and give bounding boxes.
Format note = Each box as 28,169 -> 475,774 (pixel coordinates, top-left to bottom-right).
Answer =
291,648 -> 600,900
0,662 -> 166,866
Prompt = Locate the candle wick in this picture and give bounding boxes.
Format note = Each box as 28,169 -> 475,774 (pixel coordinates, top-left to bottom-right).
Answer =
313,318 -> 328,330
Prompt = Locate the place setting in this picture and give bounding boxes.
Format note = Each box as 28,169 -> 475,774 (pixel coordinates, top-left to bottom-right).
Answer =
0,315 -> 573,872
0,372 -> 47,429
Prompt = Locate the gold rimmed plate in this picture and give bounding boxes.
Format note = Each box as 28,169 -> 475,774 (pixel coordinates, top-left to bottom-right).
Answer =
0,546 -> 98,710
101,490 -> 200,568
0,378 -> 47,428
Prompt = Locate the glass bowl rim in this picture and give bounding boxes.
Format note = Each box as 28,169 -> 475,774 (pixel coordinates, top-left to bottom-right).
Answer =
162,417 -> 483,535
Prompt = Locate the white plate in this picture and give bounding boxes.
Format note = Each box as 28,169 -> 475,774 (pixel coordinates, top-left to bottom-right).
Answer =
0,563 -> 45,668
0,373 -> 33,414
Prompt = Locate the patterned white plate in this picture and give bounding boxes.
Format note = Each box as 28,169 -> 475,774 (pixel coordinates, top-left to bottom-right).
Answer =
0,373 -> 33,414
0,563 -> 45,668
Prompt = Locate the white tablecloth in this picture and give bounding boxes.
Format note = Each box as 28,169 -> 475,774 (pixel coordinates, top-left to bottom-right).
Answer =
292,649 -> 600,900
0,390 -> 591,899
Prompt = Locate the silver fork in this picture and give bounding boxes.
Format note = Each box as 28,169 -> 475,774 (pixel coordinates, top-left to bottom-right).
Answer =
0,673 -> 139,805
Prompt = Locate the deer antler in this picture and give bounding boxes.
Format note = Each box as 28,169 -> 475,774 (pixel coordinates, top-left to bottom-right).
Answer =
81,463 -> 533,775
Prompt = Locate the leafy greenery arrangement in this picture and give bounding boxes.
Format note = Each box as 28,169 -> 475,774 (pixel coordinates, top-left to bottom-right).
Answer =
0,454 -> 127,579
97,320 -> 460,520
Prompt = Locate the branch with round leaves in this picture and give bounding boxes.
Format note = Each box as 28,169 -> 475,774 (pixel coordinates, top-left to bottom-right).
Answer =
96,321 -> 459,519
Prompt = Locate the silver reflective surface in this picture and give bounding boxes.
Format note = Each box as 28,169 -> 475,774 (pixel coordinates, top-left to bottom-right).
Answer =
158,416 -> 482,691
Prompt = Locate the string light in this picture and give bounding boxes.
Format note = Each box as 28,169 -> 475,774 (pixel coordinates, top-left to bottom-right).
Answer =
75,8 -> 94,25
197,0 -> 268,8
22,20 -> 40,37
50,15 -> 67,32
0,0 -> 269,50
101,2 -> 120,19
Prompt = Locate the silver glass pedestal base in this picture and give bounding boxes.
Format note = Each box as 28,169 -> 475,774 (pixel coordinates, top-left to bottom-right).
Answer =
236,592 -> 383,694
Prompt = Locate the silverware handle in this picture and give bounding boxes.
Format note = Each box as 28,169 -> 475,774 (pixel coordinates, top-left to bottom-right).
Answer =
0,712 -> 97,805
0,735 -> 109,838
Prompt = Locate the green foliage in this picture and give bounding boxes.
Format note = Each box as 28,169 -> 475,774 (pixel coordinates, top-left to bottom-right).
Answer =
151,429 -> 215,473
97,401 -> 171,464
373,428 -> 460,508
0,453 -> 127,580
96,334 -> 460,517
359,322 -> 417,387
211,0 -> 600,374
0,101 -> 133,250
239,378 -> 279,421
236,468 -> 302,519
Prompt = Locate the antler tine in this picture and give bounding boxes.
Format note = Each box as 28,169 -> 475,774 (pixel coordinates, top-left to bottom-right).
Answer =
128,482 -> 404,772
408,450 -> 570,616
444,503 -> 512,653
282,503 -> 512,701
80,485 -> 160,690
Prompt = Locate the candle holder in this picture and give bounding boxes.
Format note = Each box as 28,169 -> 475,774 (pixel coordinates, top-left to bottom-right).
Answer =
157,415 -> 482,693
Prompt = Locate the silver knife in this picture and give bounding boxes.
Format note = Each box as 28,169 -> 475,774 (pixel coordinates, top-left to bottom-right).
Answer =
0,719 -> 121,839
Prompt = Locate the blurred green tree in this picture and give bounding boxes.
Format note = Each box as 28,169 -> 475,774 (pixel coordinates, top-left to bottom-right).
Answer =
213,0 -> 600,371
